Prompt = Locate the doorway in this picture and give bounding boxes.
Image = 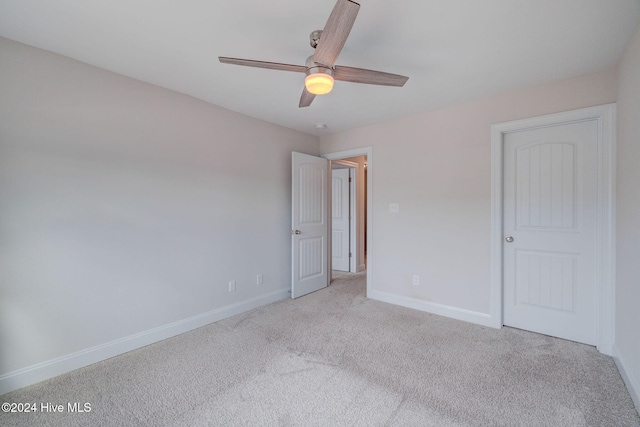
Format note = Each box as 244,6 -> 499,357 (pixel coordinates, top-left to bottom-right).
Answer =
324,147 -> 372,295
331,157 -> 366,273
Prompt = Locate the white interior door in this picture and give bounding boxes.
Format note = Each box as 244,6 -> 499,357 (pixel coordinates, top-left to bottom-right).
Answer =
503,120 -> 598,345
291,152 -> 329,298
332,168 -> 350,272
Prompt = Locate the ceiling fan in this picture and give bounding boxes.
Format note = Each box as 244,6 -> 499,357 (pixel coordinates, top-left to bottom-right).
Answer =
219,0 -> 409,108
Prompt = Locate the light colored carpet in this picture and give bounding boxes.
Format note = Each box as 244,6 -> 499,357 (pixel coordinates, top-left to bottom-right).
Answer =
1,271 -> 639,426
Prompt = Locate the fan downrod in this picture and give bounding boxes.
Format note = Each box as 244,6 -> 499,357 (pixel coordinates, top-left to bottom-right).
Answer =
309,30 -> 323,49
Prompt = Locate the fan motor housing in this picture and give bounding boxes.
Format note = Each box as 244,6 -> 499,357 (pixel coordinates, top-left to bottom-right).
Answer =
305,55 -> 334,77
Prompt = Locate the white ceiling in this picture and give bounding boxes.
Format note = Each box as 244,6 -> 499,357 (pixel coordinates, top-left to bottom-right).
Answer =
1,1 -> 639,136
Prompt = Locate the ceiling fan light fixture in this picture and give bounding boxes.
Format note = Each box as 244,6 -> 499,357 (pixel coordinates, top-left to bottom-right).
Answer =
220,1 -> 408,108
305,73 -> 334,95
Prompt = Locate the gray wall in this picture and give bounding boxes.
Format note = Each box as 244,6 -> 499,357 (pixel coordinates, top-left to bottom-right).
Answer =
0,38 -> 319,386
616,21 -> 640,409
319,70 -> 617,323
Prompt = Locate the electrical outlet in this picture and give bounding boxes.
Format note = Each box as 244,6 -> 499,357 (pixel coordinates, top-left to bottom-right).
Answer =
257,274 -> 263,285
389,203 -> 400,214
412,275 -> 420,286
228,280 -> 236,292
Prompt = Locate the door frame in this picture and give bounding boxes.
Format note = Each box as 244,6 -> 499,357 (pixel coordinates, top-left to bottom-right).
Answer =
331,160 -> 358,272
323,146 -> 372,296
489,104 -> 616,355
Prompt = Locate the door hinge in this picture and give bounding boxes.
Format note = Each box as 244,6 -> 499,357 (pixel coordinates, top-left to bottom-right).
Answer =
349,177 -> 352,182
349,252 -> 352,258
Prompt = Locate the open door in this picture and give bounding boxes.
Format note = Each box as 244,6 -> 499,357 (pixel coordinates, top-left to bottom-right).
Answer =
291,152 -> 329,298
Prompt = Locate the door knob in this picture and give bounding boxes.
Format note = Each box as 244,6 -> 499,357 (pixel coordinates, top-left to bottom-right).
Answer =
292,230 -> 302,235
505,236 -> 514,243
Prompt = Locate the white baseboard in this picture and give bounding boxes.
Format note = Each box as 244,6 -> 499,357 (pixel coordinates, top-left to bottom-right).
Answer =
612,344 -> 640,414
368,290 -> 494,328
0,288 -> 290,396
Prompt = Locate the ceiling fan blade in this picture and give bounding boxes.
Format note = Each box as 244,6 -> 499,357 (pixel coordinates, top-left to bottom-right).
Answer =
219,57 -> 306,73
313,0 -> 360,68
333,65 -> 409,87
299,87 -> 316,108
